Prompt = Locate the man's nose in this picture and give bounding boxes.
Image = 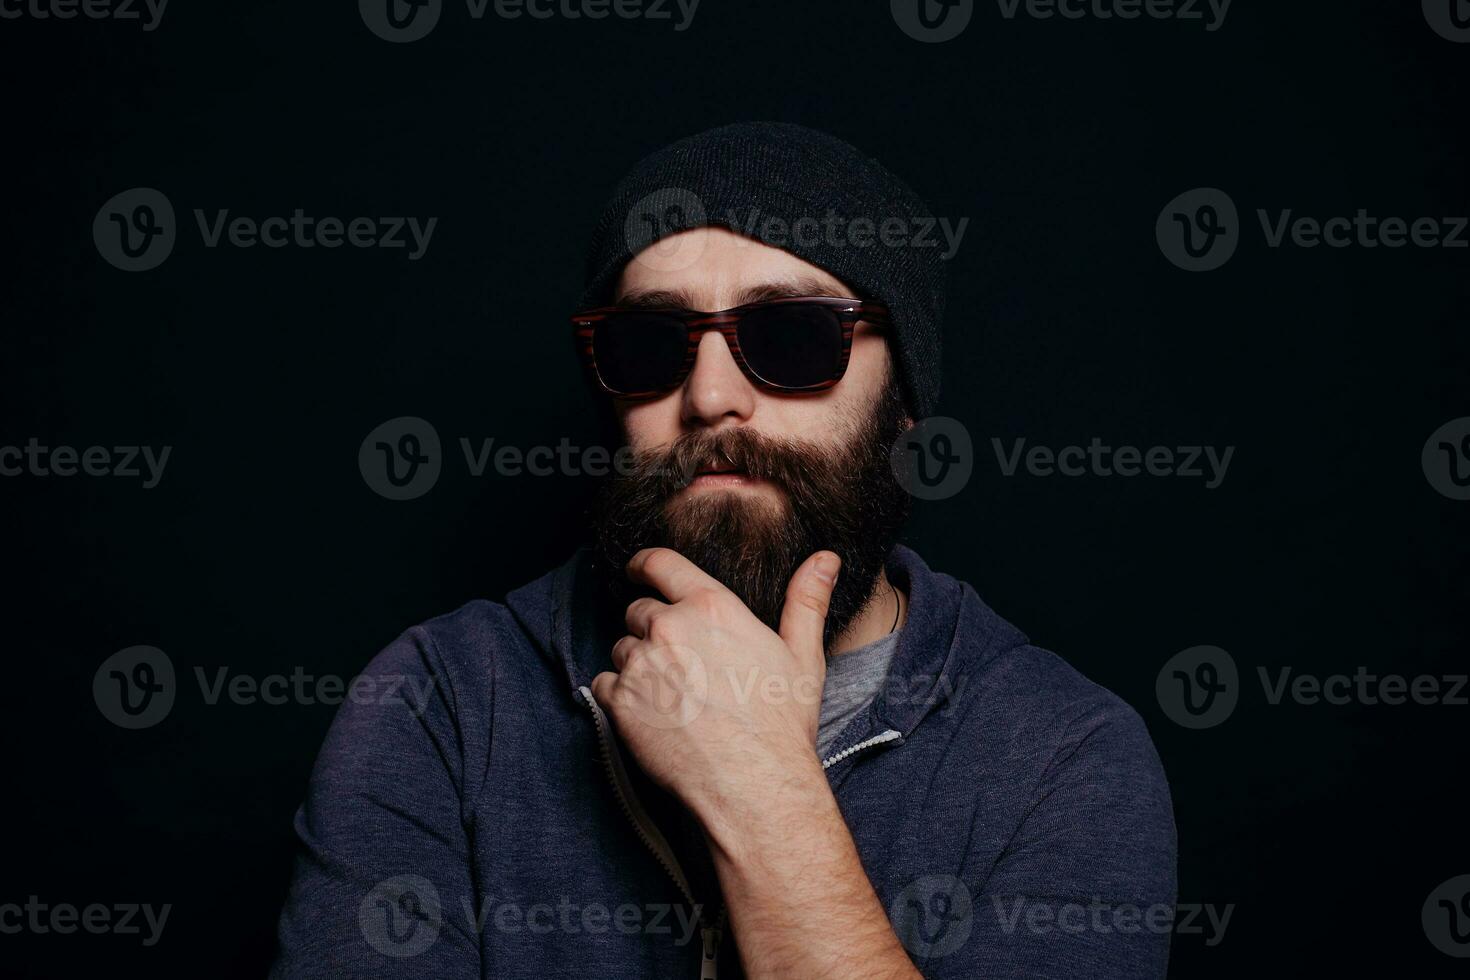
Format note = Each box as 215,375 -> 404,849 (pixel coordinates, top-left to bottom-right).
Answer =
680,329 -> 756,429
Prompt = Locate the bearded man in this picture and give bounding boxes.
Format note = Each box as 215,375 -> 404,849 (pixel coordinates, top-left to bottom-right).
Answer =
272,122 -> 1177,979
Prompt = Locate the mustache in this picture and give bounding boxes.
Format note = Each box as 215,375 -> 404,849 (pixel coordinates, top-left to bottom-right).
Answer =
622,427 -> 826,499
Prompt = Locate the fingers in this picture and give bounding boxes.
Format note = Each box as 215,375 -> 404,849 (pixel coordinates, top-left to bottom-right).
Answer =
624,596 -> 669,639
626,547 -> 724,603
610,634 -> 642,672
590,670 -> 615,705
778,551 -> 841,665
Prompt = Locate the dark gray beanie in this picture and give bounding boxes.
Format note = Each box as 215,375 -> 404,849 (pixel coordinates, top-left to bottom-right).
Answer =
580,121 -> 946,419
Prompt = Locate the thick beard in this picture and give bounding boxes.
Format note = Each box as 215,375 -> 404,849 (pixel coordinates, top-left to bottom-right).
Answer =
591,376 -> 911,650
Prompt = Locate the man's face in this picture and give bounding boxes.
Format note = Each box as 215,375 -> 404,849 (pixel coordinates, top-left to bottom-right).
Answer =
592,226 -> 911,646
612,226 -> 896,479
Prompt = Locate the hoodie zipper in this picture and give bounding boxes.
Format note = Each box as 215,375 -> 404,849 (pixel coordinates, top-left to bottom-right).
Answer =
821,729 -> 902,770
581,686 -> 903,978
580,686 -> 725,978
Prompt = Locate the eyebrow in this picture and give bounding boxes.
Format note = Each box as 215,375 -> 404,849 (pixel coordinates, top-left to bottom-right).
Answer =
614,276 -> 853,310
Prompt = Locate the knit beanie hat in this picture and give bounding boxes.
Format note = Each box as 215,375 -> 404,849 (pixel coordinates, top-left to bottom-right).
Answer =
580,121 -> 946,419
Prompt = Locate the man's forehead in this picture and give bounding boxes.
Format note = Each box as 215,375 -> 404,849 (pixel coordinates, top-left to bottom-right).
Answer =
614,275 -> 853,311
613,227 -> 855,310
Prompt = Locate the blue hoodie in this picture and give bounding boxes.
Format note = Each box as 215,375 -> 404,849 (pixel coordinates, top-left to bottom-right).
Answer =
272,545 -> 1177,978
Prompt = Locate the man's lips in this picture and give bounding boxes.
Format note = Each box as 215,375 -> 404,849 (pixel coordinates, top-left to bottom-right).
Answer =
684,459 -> 765,489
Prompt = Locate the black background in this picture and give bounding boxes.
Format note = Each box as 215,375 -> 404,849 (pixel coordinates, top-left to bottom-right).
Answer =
3,0 -> 1467,976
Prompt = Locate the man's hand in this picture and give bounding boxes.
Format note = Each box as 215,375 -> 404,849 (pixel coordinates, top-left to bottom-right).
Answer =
590,546 -> 921,979
589,546 -> 840,827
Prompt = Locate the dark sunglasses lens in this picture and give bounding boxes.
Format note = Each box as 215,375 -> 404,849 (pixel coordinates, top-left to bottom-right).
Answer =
736,304 -> 844,389
592,314 -> 688,394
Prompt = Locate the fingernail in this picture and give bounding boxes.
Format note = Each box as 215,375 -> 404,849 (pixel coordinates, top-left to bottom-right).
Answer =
814,554 -> 840,585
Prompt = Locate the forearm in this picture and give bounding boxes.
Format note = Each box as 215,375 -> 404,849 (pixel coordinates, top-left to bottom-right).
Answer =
697,760 -> 921,980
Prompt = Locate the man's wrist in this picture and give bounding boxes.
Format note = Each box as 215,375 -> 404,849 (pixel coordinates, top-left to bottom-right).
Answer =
691,752 -> 836,867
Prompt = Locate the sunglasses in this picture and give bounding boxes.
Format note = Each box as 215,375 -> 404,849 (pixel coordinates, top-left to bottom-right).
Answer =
572,296 -> 890,398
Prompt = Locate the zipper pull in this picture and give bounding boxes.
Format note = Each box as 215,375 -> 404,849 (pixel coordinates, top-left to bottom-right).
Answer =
699,925 -> 721,980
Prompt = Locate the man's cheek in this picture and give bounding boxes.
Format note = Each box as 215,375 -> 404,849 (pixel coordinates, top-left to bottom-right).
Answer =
619,397 -> 683,448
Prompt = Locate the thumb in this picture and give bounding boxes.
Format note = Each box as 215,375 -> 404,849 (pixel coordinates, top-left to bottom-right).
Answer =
779,551 -> 840,664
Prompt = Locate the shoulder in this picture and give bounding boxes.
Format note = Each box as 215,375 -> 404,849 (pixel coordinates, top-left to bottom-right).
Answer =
957,619 -> 1169,793
936,581 -> 1174,838
353,598 -> 518,701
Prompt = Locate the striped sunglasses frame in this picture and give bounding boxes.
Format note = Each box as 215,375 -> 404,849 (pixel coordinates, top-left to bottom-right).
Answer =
572,296 -> 889,399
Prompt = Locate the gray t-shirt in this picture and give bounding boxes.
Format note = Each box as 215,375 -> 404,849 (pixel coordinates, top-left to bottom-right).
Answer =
816,629 -> 901,758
